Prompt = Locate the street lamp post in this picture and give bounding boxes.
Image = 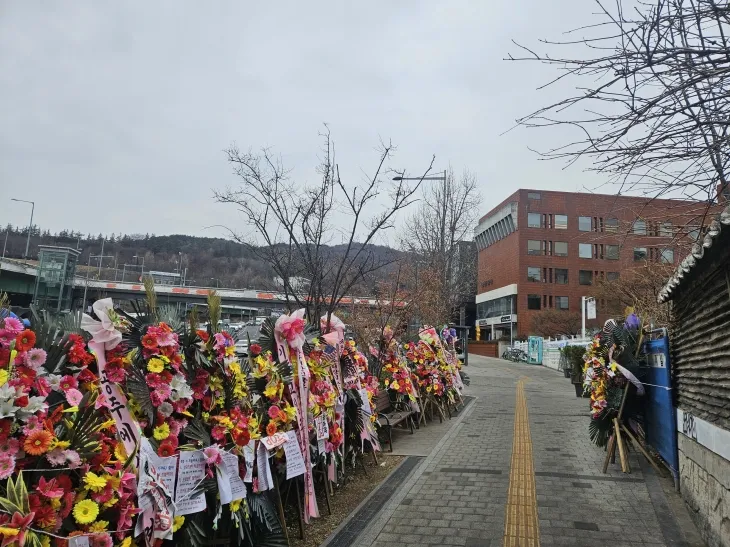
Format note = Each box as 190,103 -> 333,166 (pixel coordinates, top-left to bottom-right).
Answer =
11,198 -> 35,259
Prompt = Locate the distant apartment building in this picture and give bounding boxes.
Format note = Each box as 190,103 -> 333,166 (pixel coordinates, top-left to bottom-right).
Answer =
474,189 -> 707,339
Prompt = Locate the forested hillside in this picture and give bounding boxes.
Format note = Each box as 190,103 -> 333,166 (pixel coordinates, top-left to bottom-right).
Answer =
1,225 -> 401,291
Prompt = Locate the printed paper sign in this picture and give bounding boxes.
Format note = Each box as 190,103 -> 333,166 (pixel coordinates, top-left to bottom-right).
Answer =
318,438 -> 326,455
358,389 -> 371,417
175,451 -> 207,515
68,537 -> 90,547
315,415 -> 329,440
284,430 -> 305,479
261,432 -> 288,451
135,439 -> 175,540
243,441 -> 255,482
257,441 -> 274,491
217,452 -> 247,504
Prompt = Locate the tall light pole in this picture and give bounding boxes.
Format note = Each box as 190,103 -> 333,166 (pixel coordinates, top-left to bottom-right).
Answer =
11,198 -> 34,259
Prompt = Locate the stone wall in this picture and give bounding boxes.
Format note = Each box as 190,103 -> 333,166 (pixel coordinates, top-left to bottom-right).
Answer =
678,433 -> 730,547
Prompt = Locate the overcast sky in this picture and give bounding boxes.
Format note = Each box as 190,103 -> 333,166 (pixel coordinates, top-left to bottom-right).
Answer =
0,1 -> 608,244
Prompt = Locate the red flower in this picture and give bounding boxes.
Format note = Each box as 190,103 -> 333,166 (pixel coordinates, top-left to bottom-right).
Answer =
141,334 -> 158,350
15,330 -> 36,352
196,330 -> 209,342
157,439 -> 177,457
14,366 -> 36,388
59,375 -> 78,392
211,425 -> 227,442
14,396 -> 28,408
249,343 -> 262,356
0,420 -> 11,442
77,367 -> 97,383
233,429 -> 250,447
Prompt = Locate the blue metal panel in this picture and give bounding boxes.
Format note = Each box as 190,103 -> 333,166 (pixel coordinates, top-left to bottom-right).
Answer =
527,337 -> 543,365
643,335 -> 679,480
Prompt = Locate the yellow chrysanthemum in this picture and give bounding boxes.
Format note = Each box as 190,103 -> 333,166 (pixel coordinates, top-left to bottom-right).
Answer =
230,499 -> 242,512
263,384 -> 277,398
52,440 -> 70,450
84,472 -> 108,492
153,423 -> 170,440
118,537 -> 132,547
172,515 -> 185,533
88,520 -> 109,532
39,535 -> 51,547
103,496 -> 119,509
73,499 -> 100,524
0,527 -> 18,538
146,358 -> 164,373
114,442 -> 127,462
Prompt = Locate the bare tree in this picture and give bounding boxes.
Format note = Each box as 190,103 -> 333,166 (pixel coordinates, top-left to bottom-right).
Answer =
591,262 -> 675,326
215,127 -> 434,327
531,309 -> 583,338
401,167 -> 482,325
509,0 -> 729,213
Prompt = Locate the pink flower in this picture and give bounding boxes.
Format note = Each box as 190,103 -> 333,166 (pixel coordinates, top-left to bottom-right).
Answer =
25,348 -> 47,369
34,376 -> 51,397
156,331 -> 177,347
155,384 -> 172,400
22,416 -> 43,436
46,448 -> 66,467
65,388 -> 83,407
145,373 -> 163,389
95,393 -> 110,410
36,476 -> 64,499
203,446 -> 222,466
0,438 -> 19,456
89,533 -> 113,547
59,375 -> 78,392
64,449 -> 81,468
275,310 -> 306,349
149,391 -> 164,407
2,317 -> 23,336
0,455 -> 15,479
267,405 -> 282,420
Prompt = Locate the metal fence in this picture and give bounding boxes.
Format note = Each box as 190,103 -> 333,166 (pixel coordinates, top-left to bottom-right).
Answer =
512,337 -> 591,371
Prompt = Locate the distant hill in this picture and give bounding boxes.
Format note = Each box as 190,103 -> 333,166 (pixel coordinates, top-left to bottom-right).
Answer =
1,225 -> 404,291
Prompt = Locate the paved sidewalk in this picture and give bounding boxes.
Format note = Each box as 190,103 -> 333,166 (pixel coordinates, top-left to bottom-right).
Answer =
350,355 -> 702,547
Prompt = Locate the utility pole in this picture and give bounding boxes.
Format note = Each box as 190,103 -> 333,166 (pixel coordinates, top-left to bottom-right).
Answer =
10,198 -> 34,259
2,230 -> 7,258
98,238 -> 105,276
510,296 -> 514,347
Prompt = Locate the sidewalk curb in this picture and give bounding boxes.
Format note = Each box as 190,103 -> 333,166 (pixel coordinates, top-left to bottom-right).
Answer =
352,395 -> 479,546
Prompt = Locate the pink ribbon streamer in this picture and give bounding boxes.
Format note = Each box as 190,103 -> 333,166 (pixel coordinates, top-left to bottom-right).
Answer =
274,314 -> 319,522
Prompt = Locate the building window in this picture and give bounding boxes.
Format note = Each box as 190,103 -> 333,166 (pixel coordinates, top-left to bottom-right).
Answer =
527,192 -> 541,200
553,241 -> 568,256
607,271 -> 620,281
634,247 -> 647,261
527,294 -> 541,310
527,240 -> 543,255
687,226 -> 700,241
554,214 -> 568,229
605,218 -> 619,232
527,267 -> 541,282
606,244 -> 620,260
633,219 -> 647,235
555,296 -> 569,310
578,216 -> 592,231
579,243 -> 592,258
660,248 -> 674,264
659,222 -> 673,237
528,212 -> 543,228
579,270 -> 593,285
555,268 -> 568,284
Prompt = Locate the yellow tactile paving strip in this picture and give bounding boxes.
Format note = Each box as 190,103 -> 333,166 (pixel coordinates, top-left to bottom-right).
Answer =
503,378 -> 540,547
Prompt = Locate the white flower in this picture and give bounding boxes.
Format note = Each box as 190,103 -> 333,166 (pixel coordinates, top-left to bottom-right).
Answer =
171,374 -> 194,400
0,400 -> 19,419
46,374 -> 62,392
0,384 -> 17,403
158,402 -> 174,418
17,397 -> 48,421
80,298 -> 123,350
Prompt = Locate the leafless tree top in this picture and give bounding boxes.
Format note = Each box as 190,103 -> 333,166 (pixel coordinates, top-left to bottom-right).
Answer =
509,0 -> 730,207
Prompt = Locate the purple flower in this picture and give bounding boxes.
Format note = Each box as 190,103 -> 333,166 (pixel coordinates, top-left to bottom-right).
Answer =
624,313 -> 640,330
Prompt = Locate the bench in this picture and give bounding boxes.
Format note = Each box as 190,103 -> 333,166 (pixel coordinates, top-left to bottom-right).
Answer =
375,390 -> 415,452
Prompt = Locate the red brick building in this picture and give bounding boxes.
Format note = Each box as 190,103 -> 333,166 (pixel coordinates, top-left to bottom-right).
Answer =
474,189 -> 708,339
